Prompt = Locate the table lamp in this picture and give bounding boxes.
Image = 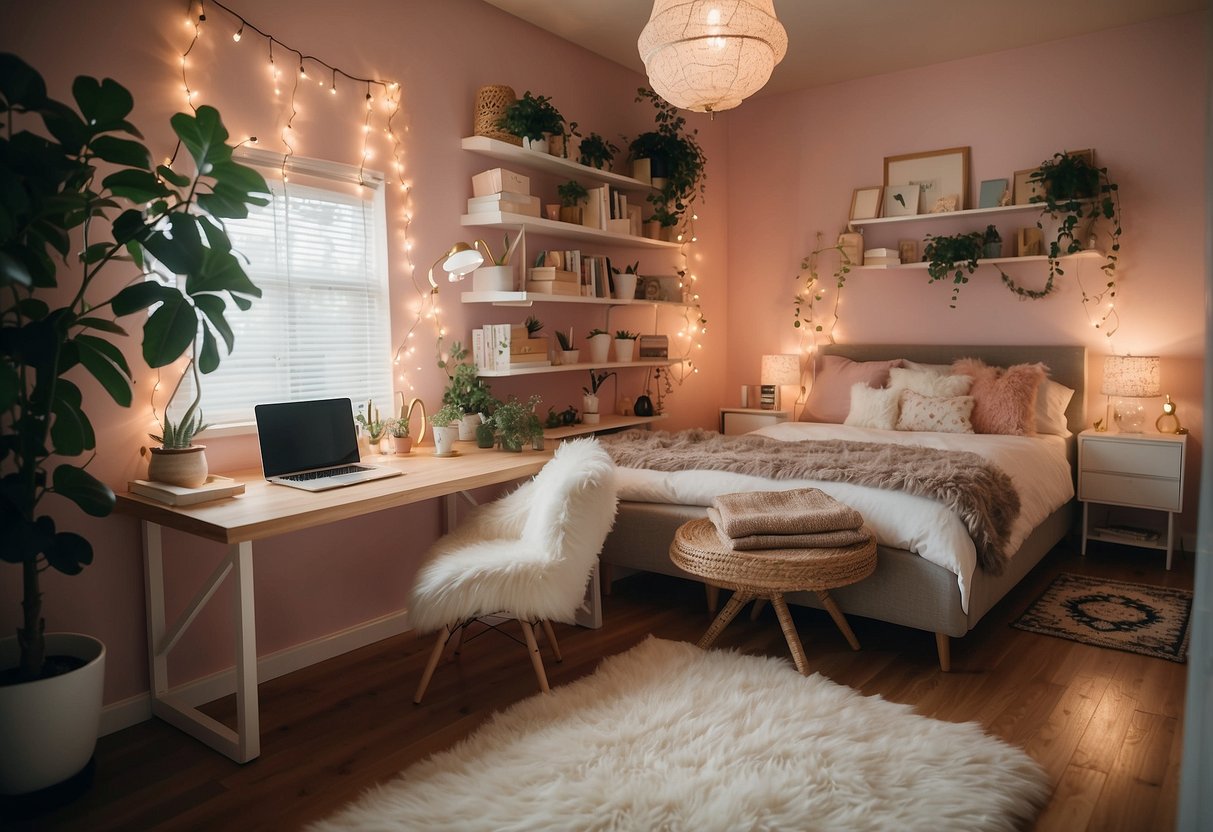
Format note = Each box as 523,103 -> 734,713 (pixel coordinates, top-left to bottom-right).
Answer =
1101,355 -> 1160,433
760,354 -> 801,411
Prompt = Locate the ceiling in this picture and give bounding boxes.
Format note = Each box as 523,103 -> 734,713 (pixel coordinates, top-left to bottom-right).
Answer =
482,0 -> 1207,95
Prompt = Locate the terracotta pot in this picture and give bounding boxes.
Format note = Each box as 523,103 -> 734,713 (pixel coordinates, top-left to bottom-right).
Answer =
393,436 -> 412,454
147,445 -> 208,488
559,205 -> 583,225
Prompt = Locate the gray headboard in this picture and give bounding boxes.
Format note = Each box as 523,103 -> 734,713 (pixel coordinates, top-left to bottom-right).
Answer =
819,343 -> 1088,437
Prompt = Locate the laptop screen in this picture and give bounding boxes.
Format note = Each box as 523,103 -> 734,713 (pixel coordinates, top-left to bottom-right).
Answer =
254,398 -> 360,477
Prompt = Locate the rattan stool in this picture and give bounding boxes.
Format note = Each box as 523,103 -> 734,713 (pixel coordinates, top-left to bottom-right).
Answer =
669,518 -> 876,675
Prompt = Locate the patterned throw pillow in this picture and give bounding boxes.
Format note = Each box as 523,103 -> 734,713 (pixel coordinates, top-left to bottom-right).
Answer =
844,382 -> 900,430
895,390 -> 975,433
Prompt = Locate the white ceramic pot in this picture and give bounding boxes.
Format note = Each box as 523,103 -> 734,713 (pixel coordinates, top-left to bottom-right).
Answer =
524,136 -> 549,154
147,445 -> 208,488
0,633 -> 105,795
472,265 -> 515,292
557,349 -> 580,366
582,393 -> 599,415
587,333 -> 612,365
614,338 -> 636,363
458,413 -> 482,441
433,425 -> 459,455
613,273 -> 638,301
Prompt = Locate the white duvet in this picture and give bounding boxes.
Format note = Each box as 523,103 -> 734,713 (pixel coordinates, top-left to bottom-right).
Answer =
614,422 -> 1075,612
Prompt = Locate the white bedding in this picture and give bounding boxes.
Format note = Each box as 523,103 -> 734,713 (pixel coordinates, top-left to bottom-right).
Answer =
614,423 -> 1074,612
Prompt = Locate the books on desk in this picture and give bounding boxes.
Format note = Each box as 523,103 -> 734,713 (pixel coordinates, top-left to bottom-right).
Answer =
129,476 -> 245,506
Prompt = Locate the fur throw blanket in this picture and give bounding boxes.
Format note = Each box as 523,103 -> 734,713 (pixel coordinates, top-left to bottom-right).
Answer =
602,429 -> 1021,573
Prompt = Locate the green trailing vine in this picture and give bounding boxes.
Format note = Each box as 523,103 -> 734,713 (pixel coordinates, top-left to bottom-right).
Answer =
792,232 -> 854,343
923,231 -> 986,309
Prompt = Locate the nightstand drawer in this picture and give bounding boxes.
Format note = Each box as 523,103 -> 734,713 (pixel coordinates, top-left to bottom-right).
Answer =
1079,471 -> 1182,511
1080,438 -> 1182,478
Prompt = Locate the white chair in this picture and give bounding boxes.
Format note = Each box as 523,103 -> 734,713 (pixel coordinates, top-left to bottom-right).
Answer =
408,438 -> 618,703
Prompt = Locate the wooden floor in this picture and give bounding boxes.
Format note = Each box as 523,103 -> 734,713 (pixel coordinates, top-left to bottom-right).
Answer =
13,541 -> 1193,831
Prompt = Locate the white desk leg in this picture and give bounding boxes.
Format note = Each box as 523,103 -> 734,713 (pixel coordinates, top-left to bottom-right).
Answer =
143,522 -> 169,701
232,540 -> 260,761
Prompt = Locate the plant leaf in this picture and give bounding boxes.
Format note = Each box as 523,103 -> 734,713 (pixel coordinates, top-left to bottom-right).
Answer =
142,288 -> 197,367
53,464 -> 115,518
91,135 -> 151,170
156,164 -> 191,188
75,334 -> 133,405
102,169 -> 170,203
45,530 -> 95,575
49,378 -> 95,455
198,324 -> 220,374
112,280 -> 174,315
193,293 -> 234,353
72,75 -> 135,133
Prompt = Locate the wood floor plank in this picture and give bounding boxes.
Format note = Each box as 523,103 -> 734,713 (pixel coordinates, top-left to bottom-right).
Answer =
1033,764 -> 1107,832
1085,710 -> 1178,831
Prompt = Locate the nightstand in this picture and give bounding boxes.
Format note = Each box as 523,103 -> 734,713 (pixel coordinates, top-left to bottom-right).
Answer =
1077,429 -> 1187,569
719,408 -> 791,436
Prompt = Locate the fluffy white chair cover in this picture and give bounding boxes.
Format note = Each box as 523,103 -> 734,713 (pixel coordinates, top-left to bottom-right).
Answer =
407,439 -> 619,632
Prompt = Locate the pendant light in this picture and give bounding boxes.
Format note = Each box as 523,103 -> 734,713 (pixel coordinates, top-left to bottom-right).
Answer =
638,0 -> 788,114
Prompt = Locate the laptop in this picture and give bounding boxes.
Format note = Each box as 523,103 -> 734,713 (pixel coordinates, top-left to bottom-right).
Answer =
254,398 -> 402,492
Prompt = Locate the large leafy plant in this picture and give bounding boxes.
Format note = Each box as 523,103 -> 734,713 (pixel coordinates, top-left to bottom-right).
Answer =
0,54 -> 268,681
628,89 -> 707,228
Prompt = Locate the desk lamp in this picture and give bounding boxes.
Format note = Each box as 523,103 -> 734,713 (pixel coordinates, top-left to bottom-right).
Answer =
427,243 -> 484,292
1101,354 -> 1160,433
760,354 -> 801,411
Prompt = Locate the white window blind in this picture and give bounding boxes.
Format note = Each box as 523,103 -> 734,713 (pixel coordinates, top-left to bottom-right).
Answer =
174,150 -> 393,427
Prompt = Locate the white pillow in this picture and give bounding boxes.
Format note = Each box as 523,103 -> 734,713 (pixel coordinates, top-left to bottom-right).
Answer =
844,382 -> 900,430
900,360 -> 952,377
1035,378 -> 1075,436
896,390 -> 975,434
888,366 -> 974,398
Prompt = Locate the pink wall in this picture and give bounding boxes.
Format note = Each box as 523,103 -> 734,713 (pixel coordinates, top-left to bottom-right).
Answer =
1,3 -> 1204,709
724,12 -> 1207,531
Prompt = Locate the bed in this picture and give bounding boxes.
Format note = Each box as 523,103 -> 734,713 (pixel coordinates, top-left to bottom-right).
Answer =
598,344 -> 1087,670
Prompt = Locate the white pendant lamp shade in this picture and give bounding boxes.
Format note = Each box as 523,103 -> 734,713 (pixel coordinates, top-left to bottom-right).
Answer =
638,0 -> 788,113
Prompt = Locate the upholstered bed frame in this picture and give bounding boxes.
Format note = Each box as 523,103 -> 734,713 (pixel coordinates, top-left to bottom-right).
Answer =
599,344 -> 1088,671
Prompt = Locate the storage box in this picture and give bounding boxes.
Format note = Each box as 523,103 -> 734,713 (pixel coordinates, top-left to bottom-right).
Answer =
471,167 -> 530,197
605,218 -> 631,235
467,193 -> 540,217
638,334 -> 669,359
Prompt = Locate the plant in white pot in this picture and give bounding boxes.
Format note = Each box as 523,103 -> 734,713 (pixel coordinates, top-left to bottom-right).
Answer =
438,342 -> 495,440
0,55 -> 267,796
554,329 -> 579,365
612,261 -> 640,300
614,329 -> 639,363
582,370 -> 616,425
470,233 -> 522,293
495,90 -> 564,153
586,328 -> 612,365
429,403 -> 464,456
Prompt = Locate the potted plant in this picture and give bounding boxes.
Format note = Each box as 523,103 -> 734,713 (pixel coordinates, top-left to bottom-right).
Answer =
614,329 -> 639,362
557,179 -> 589,224
0,55 -> 267,796
554,329 -> 580,365
582,370 -> 617,425
578,131 -> 618,170
470,233 -> 523,292
496,90 -> 564,153
1029,149 -> 1121,292
627,88 -> 707,234
387,417 -> 412,455
924,230 -> 985,309
438,341 -> 494,440
355,399 -> 388,453
429,403 -> 464,456
612,261 -> 640,300
491,395 -> 543,452
981,225 -> 1002,259
146,359 -> 210,488
587,327 -> 612,364
551,119 -> 580,160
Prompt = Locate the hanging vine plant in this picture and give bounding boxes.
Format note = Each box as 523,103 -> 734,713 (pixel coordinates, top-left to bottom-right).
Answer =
792,232 -> 854,343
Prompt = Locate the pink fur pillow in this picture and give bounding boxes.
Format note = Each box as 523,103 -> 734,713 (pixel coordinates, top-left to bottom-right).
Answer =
800,356 -> 902,423
951,358 -> 1047,436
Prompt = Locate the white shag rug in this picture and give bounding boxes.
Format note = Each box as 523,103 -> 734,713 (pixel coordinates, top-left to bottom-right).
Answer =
309,638 -> 1048,832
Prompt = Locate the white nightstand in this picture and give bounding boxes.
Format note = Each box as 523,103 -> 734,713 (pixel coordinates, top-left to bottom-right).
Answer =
719,408 -> 791,436
1077,429 -> 1187,569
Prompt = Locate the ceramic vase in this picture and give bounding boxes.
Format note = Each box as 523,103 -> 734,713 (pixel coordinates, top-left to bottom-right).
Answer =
147,445 -> 208,488
433,425 -> 458,455
472,265 -> 515,292
587,333 -> 612,365
582,393 -> 600,425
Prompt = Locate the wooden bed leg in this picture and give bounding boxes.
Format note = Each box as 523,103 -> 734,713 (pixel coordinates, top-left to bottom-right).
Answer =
705,583 -> 720,613
935,632 -> 951,672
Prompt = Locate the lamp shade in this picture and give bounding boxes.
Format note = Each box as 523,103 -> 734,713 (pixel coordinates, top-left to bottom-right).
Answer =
1101,355 -> 1160,397
427,242 -> 485,290
761,354 -> 801,387
638,0 -> 788,114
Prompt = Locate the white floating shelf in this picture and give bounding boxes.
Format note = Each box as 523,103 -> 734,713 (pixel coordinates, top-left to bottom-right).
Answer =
461,212 -> 679,249
461,291 -> 692,308
851,250 -> 1106,271
462,136 -> 655,192
849,202 -> 1046,229
543,414 -> 667,440
477,359 -> 676,378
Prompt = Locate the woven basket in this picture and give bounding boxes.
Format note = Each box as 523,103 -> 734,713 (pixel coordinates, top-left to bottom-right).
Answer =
474,84 -> 522,146
669,519 -> 876,593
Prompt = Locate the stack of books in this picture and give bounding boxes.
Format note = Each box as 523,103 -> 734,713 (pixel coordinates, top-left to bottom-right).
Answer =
467,192 -> 540,218
472,325 -> 551,371
863,247 -> 901,266
526,266 -> 580,296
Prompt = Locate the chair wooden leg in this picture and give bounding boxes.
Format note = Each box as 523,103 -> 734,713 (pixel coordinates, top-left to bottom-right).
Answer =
771,594 -> 810,676
540,620 -> 562,662
453,620 -> 467,656
697,591 -> 752,650
749,597 -> 768,621
414,627 -> 450,704
705,583 -> 720,613
935,632 -> 951,672
817,590 -> 861,651
518,619 -> 550,694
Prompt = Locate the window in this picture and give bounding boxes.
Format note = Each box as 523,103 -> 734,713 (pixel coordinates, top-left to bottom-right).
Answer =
175,149 -> 393,428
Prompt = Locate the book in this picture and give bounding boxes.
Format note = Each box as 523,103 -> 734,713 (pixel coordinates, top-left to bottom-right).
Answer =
129,476 -> 245,506
504,359 -> 551,369
467,193 -> 540,217
506,351 -> 550,363
511,338 -> 547,356
491,324 -> 511,368
472,328 -> 486,370
528,267 -> 579,283
526,280 -> 580,296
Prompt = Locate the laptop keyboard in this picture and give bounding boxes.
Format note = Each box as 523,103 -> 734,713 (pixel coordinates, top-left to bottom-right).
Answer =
281,465 -> 369,482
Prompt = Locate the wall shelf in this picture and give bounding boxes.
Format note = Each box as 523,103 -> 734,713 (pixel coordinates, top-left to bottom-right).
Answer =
461,212 -> 678,249
542,414 -> 666,440
852,250 -> 1106,271
477,359 -> 676,378
461,291 -> 691,309
849,202 -> 1044,229
462,136 -> 654,193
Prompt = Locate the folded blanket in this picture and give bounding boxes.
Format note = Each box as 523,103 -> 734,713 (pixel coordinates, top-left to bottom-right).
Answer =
707,507 -> 872,551
710,488 -> 864,538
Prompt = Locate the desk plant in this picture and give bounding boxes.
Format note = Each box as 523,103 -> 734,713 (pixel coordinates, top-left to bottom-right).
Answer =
497,90 -> 564,152
492,395 -> 543,452
628,88 -> 706,230
356,399 -> 387,449
0,54 -> 267,791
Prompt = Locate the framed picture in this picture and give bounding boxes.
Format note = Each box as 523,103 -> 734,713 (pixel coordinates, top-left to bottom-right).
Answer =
883,184 -> 920,218
1013,168 -> 1045,205
978,178 -> 1009,209
849,186 -> 883,221
884,146 -> 970,213
898,239 -> 919,264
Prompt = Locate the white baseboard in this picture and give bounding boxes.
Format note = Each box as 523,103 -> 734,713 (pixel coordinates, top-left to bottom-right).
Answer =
99,609 -> 412,737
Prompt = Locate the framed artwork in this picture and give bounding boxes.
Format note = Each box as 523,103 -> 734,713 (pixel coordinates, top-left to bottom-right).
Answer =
1013,168 -> 1045,205
883,184 -> 920,218
884,146 -> 970,213
898,239 -> 919,264
978,178 -> 1009,209
849,186 -> 883,221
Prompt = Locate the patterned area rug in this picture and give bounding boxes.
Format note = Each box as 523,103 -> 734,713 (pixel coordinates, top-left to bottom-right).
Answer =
1013,573 -> 1193,662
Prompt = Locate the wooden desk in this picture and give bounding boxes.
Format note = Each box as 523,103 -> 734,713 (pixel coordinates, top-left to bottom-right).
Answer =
116,447 -> 553,763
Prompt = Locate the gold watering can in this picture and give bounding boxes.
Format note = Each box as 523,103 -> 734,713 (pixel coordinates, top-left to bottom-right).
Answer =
398,393 -> 427,446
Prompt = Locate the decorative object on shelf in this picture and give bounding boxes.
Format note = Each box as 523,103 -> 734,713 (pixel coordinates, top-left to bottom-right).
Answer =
979,178 -> 1010,209
429,403 -> 464,455
555,329 -> 580,365
355,399 -> 388,452
475,418 -> 497,449
471,233 -> 524,292
474,84 -> 521,146
637,0 -> 787,114
557,179 -> 589,224
583,370 -> 618,425
1156,394 -> 1187,435
1016,227 -> 1044,257
982,225 -> 1003,259
760,354 -> 801,411
492,395 -> 544,452
614,330 -> 640,363
397,393 -> 428,448
0,56 -> 268,793
496,90 -> 564,153
1028,149 -> 1121,338
387,416 -> 412,455
1012,168 -> 1045,205
627,89 -> 707,233
849,186 -> 883,221
439,342 -> 496,439
587,328 -> 613,364
634,394 -> 655,417
837,233 -> 863,267
550,120 -> 580,159
924,229 -> 997,309
612,261 -> 641,300
544,203 -> 560,221
898,239 -> 919,264
578,132 -> 619,169
883,184 -> 920,218
884,146 -> 970,213
428,241 -> 486,291
1101,355 -> 1160,434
